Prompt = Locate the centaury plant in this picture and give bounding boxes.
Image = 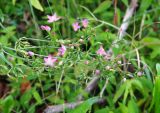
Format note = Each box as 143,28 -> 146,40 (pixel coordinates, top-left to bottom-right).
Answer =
0,0 -> 160,113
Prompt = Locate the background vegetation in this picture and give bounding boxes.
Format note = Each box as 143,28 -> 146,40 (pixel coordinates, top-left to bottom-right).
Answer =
0,0 -> 160,113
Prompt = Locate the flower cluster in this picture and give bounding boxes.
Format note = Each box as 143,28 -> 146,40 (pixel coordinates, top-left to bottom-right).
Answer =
72,19 -> 89,31
57,45 -> 66,56
96,46 -> 111,60
44,45 -> 66,67
40,13 -> 61,31
27,44 -> 66,67
34,12 -> 67,67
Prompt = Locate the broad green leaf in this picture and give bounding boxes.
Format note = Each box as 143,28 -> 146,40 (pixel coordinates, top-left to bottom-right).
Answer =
139,78 -> 153,92
93,1 -> 112,14
139,0 -> 153,12
156,63 -> 160,76
141,37 -> 160,49
141,37 -> 160,58
68,97 -> 100,113
2,95 -> 14,113
95,107 -> 110,113
131,79 -> 143,91
30,0 -> 44,12
27,104 -> 36,113
128,99 -> 139,113
20,91 -> 32,108
33,90 -> 42,104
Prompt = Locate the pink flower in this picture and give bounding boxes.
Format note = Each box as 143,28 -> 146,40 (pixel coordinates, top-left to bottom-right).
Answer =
96,46 -> 107,56
72,22 -> 80,31
47,13 -> 61,23
82,19 -> 88,28
44,55 -> 57,67
104,53 -> 111,60
57,45 -> 66,56
40,25 -> 51,31
27,51 -> 34,56
95,70 -> 100,75
137,71 -> 143,76
84,60 -> 89,65
8,57 -> 14,61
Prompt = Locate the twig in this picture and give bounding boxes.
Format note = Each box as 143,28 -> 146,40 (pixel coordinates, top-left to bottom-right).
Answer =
77,75 -> 100,100
56,68 -> 64,94
135,48 -> 140,69
44,101 -> 83,113
118,0 -> 138,39
100,78 -> 109,98
43,98 -> 105,113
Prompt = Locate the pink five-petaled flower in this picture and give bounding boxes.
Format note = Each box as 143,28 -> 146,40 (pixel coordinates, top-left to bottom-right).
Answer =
40,25 -> 51,31
96,46 -> 107,56
137,71 -> 143,76
47,13 -> 61,23
84,60 -> 89,65
82,19 -> 88,28
44,55 -> 57,67
95,70 -> 100,75
72,22 -> 81,31
27,51 -> 34,56
57,45 -> 66,56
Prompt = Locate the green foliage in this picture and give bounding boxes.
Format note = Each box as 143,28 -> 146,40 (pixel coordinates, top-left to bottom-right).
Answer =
0,0 -> 160,113
1,95 -> 14,113
30,0 -> 44,12
149,76 -> 160,113
68,97 -> 100,113
139,0 -> 153,12
156,63 -> 160,76
93,0 -> 112,14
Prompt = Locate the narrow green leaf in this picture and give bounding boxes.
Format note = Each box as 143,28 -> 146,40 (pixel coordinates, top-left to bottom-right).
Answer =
113,82 -> 126,103
12,0 -> 16,5
128,99 -> 139,113
33,91 -> 42,104
149,77 -> 160,113
0,52 -> 12,67
156,63 -> 160,76
0,9 -> 4,22
119,103 -> 129,113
